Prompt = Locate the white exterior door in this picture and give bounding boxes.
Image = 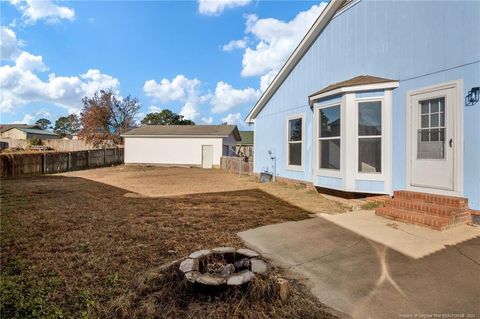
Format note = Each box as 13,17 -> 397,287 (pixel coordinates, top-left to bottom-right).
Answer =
202,145 -> 213,169
409,86 -> 456,191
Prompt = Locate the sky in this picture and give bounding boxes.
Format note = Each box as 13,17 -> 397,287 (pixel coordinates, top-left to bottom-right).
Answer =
0,0 -> 328,130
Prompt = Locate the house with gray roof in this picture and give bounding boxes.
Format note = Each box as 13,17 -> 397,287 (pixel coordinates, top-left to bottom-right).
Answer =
121,125 -> 241,168
0,125 -> 61,140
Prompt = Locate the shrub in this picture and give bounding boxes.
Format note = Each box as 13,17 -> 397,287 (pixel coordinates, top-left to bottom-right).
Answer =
29,138 -> 43,146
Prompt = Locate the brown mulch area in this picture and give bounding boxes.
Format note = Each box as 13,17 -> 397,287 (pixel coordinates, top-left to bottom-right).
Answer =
1,174 -> 337,318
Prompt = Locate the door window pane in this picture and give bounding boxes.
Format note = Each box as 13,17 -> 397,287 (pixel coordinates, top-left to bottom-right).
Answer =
319,139 -> 340,169
359,138 -> 381,173
418,129 -> 444,159
417,97 -> 446,159
421,115 -> 429,128
421,101 -> 429,114
358,101 -> 382,136
430,113 -> 439,127
320,105 -> 340,137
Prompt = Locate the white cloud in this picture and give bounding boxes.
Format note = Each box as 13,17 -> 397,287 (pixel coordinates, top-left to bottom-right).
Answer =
9,0 -> 75,24
148,105 -> 162,113
198,0 -> 251,15
240,2 -> 327,78
134,111 -> 146,125
179,101 -> 200,121
143,75 -> 206,121
201,116 -> 213,124
13,109 -> 51,124
210,81 -> 260,114
0,26 -> 23,60
259,69 -> 277,92
15,51 -> 47,72
1,52 -> 120,113
222,38 -> 247,52
144,75 -> 200,103
221,112 -> 247,129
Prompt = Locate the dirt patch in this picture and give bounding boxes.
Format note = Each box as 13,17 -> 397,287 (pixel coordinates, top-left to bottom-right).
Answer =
63,166 -> 345,215
1,168 -> 340,318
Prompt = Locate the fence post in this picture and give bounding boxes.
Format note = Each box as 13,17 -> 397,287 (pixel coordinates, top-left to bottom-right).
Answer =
239,157 -> 242,177
104,148 -> 107,166
42,153 -> 47,174
67,152 -> 71,171
87,150 -> 90,168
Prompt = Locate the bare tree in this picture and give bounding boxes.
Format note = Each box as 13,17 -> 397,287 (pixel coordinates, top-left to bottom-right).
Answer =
79,90 -> 140,145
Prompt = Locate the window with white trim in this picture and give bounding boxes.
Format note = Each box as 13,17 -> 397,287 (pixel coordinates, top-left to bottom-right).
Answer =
358,101 -> 382,173
287,117 -> 303,167
318,105 -> 341,170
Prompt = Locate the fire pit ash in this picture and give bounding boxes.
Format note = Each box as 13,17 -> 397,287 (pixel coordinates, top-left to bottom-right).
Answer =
179,247 -> 269,293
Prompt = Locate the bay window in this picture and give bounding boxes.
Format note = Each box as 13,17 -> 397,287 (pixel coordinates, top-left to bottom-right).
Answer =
358,101 -> 382,173
318,105 -> 341,170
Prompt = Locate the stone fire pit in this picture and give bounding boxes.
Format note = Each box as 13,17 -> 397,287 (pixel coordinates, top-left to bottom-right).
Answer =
179,247 -> 269,293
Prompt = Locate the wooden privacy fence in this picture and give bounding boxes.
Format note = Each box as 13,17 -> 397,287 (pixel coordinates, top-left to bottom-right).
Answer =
220,156 -> 253,175
0,148 -> 124,178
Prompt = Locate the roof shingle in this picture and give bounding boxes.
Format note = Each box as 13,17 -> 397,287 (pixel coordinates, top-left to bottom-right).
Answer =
309,75 -> 398,98
122,125 -> 241,141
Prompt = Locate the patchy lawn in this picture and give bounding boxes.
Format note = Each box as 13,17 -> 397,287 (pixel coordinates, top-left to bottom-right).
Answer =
0,167 -> 341,318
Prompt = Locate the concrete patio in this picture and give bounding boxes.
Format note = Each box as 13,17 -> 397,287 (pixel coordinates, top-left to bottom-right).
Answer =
238,214 -> 480,318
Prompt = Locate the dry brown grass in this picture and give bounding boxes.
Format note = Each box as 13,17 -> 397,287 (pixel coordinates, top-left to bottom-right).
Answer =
109,262 -> 336,319
1,171 -> 338,318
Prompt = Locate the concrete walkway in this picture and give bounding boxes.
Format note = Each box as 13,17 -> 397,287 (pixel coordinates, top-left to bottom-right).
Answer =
319,210 -> 480,259
238,216 -> 480,319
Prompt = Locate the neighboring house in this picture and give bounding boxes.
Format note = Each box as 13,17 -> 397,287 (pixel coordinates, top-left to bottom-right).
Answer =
235,131 -> 254,157
121,125 -> 241,168
0,124 -> 40,135
246,0 -> 479,228
0,126 -> 61,140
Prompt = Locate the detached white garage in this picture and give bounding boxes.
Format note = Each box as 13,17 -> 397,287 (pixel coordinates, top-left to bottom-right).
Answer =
121,125 -> 241,168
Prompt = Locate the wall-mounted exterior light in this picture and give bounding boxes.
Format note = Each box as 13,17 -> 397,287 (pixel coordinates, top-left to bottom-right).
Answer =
466,87 -> 479,106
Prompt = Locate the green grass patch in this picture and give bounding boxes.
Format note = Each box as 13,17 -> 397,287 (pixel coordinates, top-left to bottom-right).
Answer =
0,260 -> 66,319
360,201 -> 384,210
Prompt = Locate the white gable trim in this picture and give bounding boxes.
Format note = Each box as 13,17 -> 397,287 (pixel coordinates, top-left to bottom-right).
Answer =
245,0 -> 345,123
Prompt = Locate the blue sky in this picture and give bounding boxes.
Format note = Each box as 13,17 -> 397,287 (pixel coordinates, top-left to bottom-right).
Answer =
0,0 -> 327,129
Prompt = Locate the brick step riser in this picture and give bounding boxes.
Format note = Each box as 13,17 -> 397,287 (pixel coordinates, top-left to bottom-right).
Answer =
376,208 -> 449,230
376,208 -> 471,231
378,207 -> 471,223
384,200 -> 467,217
393,191 -> 468,208
440,215 -> 473,231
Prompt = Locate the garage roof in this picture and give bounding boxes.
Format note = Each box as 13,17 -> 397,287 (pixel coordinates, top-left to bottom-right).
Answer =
0,124 -> 40,133
121,125 -> 241,141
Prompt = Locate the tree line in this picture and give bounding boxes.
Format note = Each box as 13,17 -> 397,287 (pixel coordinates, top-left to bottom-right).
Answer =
34,90 -> 195,146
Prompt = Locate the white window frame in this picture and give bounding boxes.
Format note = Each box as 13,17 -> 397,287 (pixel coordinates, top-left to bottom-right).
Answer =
285,113 -> 305,171
313,102 -> 343,178
312,90 -> 393,194
354,97 -> 385,179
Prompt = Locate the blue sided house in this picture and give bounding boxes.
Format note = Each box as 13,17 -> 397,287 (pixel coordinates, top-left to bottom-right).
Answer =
246,0 -> 480,230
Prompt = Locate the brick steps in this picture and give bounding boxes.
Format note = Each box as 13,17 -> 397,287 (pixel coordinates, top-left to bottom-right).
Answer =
393,190 -> 468,208
383,198 -> 465,217
376,191 -> 472,231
